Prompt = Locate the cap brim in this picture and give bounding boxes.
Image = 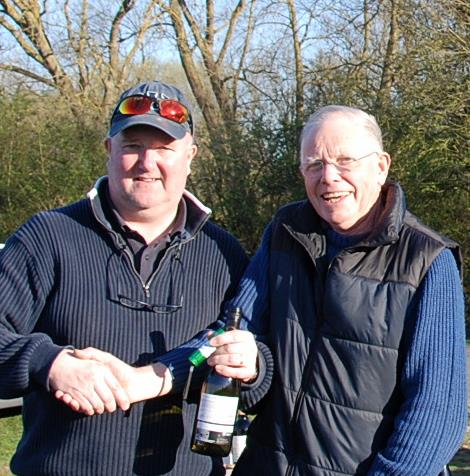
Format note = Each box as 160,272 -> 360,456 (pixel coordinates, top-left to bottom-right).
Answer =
109,114 -> 189,139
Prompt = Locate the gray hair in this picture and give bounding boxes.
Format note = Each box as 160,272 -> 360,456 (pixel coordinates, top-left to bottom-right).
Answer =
299,105 -> 384,164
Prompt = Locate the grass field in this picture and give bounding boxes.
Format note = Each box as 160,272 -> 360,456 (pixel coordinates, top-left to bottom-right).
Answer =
0,415 -> 469,475
450,429 -> 470,475
0,415 -> 21,476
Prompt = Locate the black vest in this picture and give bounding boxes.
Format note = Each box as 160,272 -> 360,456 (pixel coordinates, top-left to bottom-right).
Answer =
235,182 -> 461,476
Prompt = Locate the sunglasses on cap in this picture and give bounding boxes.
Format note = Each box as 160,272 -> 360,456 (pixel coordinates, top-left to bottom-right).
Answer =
118,95 -> 193,133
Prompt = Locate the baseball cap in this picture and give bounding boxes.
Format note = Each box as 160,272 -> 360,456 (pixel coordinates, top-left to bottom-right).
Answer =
109,81 -> 194,139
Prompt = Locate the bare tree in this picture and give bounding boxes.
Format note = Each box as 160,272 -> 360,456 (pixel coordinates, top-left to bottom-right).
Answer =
286,0 -> 304,123
0,0 -> 164,116
376,0 -> 401,109
156,1 -> 256,146
2,0 -> 466,271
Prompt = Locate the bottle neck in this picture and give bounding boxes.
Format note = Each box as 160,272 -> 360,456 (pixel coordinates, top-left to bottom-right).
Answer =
225,307 -> 242,331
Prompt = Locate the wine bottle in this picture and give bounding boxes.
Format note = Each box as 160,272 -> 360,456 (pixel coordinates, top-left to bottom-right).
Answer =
191,307 -> 242,457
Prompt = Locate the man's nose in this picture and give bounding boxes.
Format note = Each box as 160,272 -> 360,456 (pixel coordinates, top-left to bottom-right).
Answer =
139,148 -> 160,170
321,161 -> 341,182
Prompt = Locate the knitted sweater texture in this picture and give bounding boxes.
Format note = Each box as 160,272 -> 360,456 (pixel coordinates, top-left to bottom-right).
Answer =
0,178 -> 248,476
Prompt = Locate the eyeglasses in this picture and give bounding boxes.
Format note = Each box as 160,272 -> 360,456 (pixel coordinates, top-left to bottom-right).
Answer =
116,250 -> 184,315
301,151 -> 379,175
118,295 -> 183,314
118,95 -> 193,133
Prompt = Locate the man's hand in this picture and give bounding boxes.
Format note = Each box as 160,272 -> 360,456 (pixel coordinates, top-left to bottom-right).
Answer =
49,348 -> 130,416
207,330 -> 258,383
52,348 -> 173,415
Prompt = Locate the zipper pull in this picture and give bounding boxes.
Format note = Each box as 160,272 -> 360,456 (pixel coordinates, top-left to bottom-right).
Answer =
143,284 -> 150,298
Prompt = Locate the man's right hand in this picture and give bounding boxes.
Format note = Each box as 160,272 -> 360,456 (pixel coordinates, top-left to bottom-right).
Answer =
51,348 -> 172,415
49,348 -> 131,416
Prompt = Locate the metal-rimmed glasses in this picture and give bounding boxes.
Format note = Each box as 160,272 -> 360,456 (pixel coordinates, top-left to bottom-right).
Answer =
118,294 -> 183,315
116,250 -> 184,315
301,151 -> 379,176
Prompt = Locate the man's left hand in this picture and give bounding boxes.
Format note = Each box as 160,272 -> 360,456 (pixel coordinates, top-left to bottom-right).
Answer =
207,330 -> 258,383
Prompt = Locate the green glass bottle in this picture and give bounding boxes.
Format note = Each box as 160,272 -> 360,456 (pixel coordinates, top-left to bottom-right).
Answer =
190,307 -> 242,457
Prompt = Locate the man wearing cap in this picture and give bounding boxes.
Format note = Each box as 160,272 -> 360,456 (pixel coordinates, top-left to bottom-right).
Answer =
0,81 -> 264,475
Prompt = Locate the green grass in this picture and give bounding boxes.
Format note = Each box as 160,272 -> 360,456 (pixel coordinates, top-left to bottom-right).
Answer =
0,415 -> 469,475
450,428 -> 470,475
0,415 -> 22,476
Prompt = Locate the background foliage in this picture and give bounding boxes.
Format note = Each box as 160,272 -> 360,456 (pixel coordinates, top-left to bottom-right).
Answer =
0,0 -> 468,318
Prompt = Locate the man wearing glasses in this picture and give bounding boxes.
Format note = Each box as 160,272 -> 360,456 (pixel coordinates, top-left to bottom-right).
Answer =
0,81 -> 267,475
227,106 -> 466,475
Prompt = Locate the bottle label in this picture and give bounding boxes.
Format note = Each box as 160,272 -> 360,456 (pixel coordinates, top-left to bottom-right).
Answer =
197,394 -> 238,425
194,394 -> 238,443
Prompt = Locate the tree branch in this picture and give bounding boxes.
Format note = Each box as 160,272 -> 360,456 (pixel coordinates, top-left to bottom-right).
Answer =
286,0 -> 304,123
121,2 -> 163,86
177,0 -> 209,56
217,0 -> 245,65
377,0 -> 401,108
233,0 -> 255,113
104,0 -> 137,103
108,0 -> 136,74
167,0 -> 229,147
0,12 -> 43,64
176,0 -> 236,117
206,0 -> 214,49
77,0 -> 90,91
0,63 -> 55,87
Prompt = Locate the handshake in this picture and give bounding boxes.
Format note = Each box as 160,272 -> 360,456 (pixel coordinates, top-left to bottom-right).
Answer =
49,329 -> 258,416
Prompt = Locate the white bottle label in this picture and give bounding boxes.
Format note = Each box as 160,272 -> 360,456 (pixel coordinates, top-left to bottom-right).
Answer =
194,394 -> 238,443
197,394 -> 238,426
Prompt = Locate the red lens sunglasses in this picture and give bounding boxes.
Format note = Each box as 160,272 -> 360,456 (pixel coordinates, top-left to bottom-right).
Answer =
118,96 -> 193,133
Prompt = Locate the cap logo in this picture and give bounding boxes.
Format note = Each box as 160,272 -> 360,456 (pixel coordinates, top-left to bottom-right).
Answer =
146,90 -> 172,100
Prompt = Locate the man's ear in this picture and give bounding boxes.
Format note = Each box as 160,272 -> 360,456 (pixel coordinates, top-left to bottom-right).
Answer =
186,143 -> 198,175
104,137 -> 111,155
377,151 -> 391,185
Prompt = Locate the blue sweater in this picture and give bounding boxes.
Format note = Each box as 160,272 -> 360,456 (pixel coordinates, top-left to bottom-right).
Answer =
0,178 -> 250,476
228,225 -> 466,475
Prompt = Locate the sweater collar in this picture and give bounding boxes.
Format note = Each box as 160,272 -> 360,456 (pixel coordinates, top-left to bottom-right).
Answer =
357,181 -> 406,247
87,176 -> 212,243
